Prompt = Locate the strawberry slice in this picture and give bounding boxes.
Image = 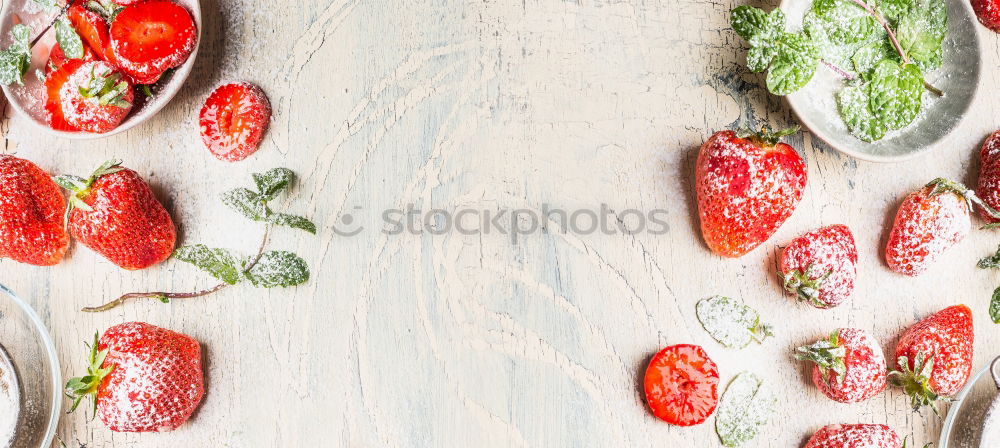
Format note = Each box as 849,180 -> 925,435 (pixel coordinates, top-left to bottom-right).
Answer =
109,1 -> 197,83
199,82 -> 271,162
643,344 -> 720,426
45,59 -> 85,131
47,42 -> 97,75
68,4 -> 112,61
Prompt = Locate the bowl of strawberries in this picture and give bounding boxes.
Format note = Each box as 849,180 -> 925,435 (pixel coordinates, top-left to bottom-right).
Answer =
0,0 -> 201,138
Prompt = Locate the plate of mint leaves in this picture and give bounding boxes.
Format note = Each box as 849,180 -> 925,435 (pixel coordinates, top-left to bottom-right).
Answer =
731,0 -> 981,162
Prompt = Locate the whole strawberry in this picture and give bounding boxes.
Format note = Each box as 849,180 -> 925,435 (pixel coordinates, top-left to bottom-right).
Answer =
795,328 -> 887,403
55,160 -> 176,270
65,322 -> 204,432
696,126 -> 807,257
885,178 -> 999,276
0,156 -> 70,266
779,225 -> 857,308
804,424 -> 901,448
976,131 -> 1000,223
889,305 -> 974,411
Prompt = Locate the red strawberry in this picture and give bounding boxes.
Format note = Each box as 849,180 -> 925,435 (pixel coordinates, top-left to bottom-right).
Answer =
889,305 -> 974,411
795,328 -> 887,403
65,322 -> 204,432
68,4 -> 112,61
804,424 -> 902,448
109,1 -> 197,84
44,59 -> 84,131
47,42 -> 98,75
0,156 -> 69,266
643,344 -> 719,426
199,82 -> 271,162
884,178 -> 999,276
55,160 -> 176,270
695,127 -> 807,257
973,0 -> 1000,32
976,131 -> 1000,222
779,225 -> 858,308
59,61 -> 134,133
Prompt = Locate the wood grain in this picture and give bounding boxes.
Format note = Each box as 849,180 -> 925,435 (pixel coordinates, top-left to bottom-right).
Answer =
0,0 -> 997,446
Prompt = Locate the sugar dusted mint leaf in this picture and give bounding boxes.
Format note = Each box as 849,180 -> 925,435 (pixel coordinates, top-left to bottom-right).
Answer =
173,245 -> 243,285
803,0 -> 881,69
978,245 -> 1000,269
765,32 -> 820,95
851,41 -> 896,75
222,188 -> 268,221
838,81 -> 886,141
746,46 -> 777,73
731,6 -> 784,45
896,0 -> 947,72
268,212 -> 317,234
837,60 -> 922,142
715,372 -> 776,447
876,0 -> 915,21
244,251 -> 309,288
9,24 -> 30,57
54,18 -> 84,60
991,287 -> 1000,324
696,296 -> 773,349
0,51 -> 27,86
253,167 -> 294,201
32,0 -> 62,13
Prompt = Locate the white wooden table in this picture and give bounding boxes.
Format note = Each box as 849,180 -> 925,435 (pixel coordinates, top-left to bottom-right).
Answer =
1,0 -> 999,446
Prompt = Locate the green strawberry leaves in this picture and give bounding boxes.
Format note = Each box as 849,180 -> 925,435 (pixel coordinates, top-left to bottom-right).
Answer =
78,66 -> 131,107
175,245 -> 310,289
838,60 -> 922,142
64,332 -> 114,415
794,331 -> 847,383
715,372 -> 776,447
731,6 -> 819,96
222,168 -> 317,234
86,0 -> 125,22
696,296 -> 773,349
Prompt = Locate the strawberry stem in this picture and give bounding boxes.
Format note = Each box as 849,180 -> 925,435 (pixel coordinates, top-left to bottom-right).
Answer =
927,177 -> 1000,220
736,125 -> 799,147
81,226 -> 271,312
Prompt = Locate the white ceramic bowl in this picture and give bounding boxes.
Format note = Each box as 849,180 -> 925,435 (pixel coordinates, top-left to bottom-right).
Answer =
0,284 -> 60,448
939,356 -> 1000,447
0,0 -> 202,139
780,0 -> 982,163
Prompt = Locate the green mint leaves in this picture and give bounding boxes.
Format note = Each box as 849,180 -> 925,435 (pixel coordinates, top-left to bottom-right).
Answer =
0,25 -> 32,86
174,245 -> 310,289
696,296 -> 773,349
991,287 -> 1000,324
715,372 -> 776,447
731,6 -> 819,95
54,18 -> 84,60
730,0 -> 947,142
222,168 -> 317,234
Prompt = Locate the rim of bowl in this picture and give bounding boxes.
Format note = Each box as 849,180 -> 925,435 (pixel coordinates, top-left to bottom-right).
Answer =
0,0 -> 202,140
938,358 -> 996,447
779,0 -> 983,163
0,283 -> 61,448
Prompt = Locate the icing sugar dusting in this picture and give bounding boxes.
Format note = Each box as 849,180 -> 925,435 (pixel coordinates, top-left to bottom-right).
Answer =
885,185 -> 970,276
804,424 -> 902,448
983,395 -> 1000,448
780,224 -> 857,308
811,328 -> 886,403
0,349 -> 19,448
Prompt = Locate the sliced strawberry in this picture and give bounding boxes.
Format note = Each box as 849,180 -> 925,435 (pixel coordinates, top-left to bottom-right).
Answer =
47,42 -> 97,75
68,4 -> 113,61
643,344 -> 719,426
199,82 -> 271,162
59,61 -> 134,133
109,1 -> 196,82
45,59 -> 85,131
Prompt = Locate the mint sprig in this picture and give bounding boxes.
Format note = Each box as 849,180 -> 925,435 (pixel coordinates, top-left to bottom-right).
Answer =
53,18 -> 84,60
731,6 -> 819,95
838,59 -> 922,141
0,25 -> 32,85
222,168 -> 317,234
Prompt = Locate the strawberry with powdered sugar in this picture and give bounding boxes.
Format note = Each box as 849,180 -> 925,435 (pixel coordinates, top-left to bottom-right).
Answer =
695,126 -> 807,258
889,305 -> 974,412
976,131 -> 1000,223
795,328 -> 887,403
804,424 -> 902,448
779,225 -> 857,308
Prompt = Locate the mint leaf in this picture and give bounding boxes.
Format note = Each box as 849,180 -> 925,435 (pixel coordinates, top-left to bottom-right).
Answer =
696,296 -> 773,349
253,167 -> 294,201
244,251 -> 309,288
0,25 -> 33,86
851,40 -> 896,74
54,18 -> 84,60
876,0 -> 915,21
173,245 -> 242,285
268,213 -> 317,234
837,60 -> 922,141
715,372 -> 776,447
10,24 -> 30,57
804,0 -> 883,70
978,245 -> 1000,269
765,32 -> 819,95
991,287 -> 1000,324
896,0 -> 947,72
222,188 -> 268,221
731,6 -> 784,45
32,0 -> 61,13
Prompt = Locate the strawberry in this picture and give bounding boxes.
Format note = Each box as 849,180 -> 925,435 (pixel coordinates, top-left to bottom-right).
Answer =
695,127 -> 807,257
65,322 -> 204,432
976,131 -> 1000,223
795,328 -> 887,403
973,0 -> 1000,32
888,305 -> 974,411
109,1 -> 197,84
59,61 -> 134,133
68,4 -> 112,61
44,59 -> 85,131
643,344 -> 719,426
0,156 -> 69,266
804,424 -> 902,448
47,42 -> 98,75
199,82 -> 271,162
779,225 -> 857,308
885,178 -> 1000,276
55,160 -> 176,270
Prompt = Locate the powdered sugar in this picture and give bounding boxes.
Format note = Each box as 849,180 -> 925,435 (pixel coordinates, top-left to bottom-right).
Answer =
696,296 -> 772,348
806,328 -> 887,403
885,184 -> 971,276
804,424 -> 902,448
0,349 -> 19,448
983,394 -> 1000,448
715,372 -> 775,447
780,224 -> 857,308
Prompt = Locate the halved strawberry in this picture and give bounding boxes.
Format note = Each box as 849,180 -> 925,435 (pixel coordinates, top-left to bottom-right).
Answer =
109,1 -> 196,83
47,42 -> 97,76
45,59 -> 85,131
199,82 -> 271,162
60,61 -> 134,133
68,4 -> 112,60
643,344 -> 719,426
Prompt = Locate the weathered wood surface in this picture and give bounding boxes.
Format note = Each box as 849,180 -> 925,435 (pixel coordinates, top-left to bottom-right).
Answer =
0,0 -> 998,446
